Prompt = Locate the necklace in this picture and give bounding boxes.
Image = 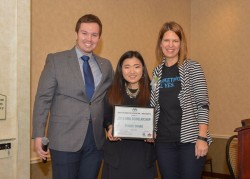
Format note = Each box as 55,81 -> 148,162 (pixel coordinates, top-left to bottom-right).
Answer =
125,83 -> 140,98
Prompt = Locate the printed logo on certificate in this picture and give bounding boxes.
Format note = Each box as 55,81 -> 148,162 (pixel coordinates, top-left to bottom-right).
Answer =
112,105 -> 155,139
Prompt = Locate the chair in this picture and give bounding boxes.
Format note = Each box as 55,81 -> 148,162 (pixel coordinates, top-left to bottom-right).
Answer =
204,156 -> 213,177
226,135 -> 238,179
241,118 -> 250,126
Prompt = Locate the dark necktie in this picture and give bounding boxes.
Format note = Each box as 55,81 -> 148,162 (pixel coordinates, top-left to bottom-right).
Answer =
81,55 -> 95,100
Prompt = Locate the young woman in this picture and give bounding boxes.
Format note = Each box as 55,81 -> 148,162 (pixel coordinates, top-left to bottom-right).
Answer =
102,51 -> 156,179
150,21 -> 212,179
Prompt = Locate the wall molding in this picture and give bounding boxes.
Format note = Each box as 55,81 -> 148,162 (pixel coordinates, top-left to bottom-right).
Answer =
210,134 -> 234,139
30,157 -> 51,164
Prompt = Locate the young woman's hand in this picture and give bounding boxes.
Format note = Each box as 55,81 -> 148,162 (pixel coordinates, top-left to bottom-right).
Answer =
144,138 -> 155,143
107,125 -> 121,141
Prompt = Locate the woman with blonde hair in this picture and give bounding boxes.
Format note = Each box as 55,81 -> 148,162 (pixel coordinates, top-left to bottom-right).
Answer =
150,21 -> 212,179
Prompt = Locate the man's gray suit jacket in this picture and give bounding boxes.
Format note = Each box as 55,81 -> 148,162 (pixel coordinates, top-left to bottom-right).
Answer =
32,47 -> 114,152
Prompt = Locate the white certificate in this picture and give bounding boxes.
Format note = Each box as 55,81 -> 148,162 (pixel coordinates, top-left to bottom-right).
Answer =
113,105 -> 155,139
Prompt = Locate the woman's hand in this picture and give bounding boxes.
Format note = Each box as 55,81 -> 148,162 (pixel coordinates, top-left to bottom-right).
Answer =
196,124 -> 209,159
154,132 -> 157,139
107,125 -> 121,141
195,139 -> 208,159
144,138 -> 155,143
144,132 -> 156,143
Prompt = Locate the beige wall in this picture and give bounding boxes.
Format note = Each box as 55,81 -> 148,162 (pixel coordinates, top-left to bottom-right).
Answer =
0,0 -> 30,179
190,0 -> 250,175
190,0 -> 250,136
31,0 -> 191,161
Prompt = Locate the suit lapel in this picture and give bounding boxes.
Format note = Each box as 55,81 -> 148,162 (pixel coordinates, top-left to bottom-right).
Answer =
67,51 -> 109,102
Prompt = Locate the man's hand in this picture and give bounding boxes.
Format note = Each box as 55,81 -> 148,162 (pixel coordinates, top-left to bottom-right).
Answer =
35,137 -> 49,161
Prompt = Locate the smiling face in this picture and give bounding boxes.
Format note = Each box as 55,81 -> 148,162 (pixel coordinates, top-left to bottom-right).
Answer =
122,57 -> 143,89
76,22 -> 100,53
160,30 -> 181,63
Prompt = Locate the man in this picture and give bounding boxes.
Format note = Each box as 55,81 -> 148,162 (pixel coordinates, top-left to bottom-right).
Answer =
32,14 -> 114,179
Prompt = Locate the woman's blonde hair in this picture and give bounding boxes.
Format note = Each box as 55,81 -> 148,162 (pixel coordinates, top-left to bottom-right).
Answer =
156,21 -> 188,65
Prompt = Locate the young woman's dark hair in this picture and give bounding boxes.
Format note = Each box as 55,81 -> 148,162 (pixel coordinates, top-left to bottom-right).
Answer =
107,50 -> 150,106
